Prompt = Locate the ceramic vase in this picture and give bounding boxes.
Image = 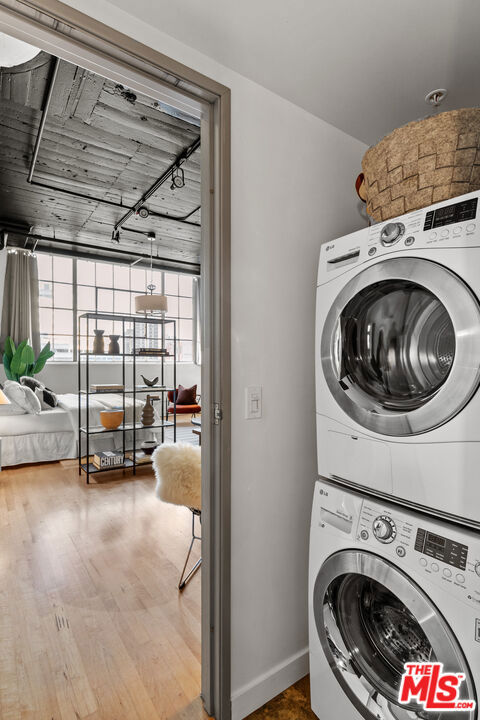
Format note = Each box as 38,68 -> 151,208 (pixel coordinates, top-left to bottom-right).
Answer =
92,329 -> 105,354
141,395 -> 155,426
108,335 -> 120,355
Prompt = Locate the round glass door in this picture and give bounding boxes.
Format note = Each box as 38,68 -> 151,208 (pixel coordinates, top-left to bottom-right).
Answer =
314,551 -> 476,720
321,258 -> 480,436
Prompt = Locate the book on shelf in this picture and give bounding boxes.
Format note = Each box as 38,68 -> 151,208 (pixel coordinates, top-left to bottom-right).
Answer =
136,348 -> 170,356
90,383 -> 125,392
126,451 -> 152,465
93,451 -> 125,469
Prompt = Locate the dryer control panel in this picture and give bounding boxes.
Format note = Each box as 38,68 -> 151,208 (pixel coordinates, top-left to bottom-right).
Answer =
317,189 -> 480,286
424,197 -> 477,230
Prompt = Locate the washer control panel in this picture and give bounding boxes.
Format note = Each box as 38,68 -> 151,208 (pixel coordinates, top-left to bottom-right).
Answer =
355,496 -> 480,608
414,528 -> 468,570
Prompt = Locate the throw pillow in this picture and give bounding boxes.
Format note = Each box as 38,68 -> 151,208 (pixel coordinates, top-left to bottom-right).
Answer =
20,376 -> 41,392
20,376 -> 58,409
176,384 -> 197,405
3,380 -> 41,415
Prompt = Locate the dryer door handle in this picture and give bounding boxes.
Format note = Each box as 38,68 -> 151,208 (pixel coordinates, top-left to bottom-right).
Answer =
332,316 -> 347,383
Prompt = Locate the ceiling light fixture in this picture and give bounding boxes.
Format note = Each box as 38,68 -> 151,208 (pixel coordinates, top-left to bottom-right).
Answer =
112,229 -> 120,243
0,32 -> 41,67
137,206 -> 149,219
134,231 -> 168,315
170,165 -> 185,190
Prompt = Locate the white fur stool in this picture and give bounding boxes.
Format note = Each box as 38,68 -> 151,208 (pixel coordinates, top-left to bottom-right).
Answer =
152,442 -> 201,590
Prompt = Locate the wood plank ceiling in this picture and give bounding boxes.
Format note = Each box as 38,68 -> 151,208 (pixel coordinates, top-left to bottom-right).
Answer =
0,51 -> 201,271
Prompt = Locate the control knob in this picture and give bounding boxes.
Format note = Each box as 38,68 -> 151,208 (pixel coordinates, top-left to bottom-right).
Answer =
380,222 -> 405,246
373,515 -> 397,544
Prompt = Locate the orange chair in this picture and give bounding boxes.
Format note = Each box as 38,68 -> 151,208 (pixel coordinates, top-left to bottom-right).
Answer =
167,387 -> 201,419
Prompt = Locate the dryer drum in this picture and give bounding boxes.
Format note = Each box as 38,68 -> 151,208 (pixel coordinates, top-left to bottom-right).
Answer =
340,279 -> 456,412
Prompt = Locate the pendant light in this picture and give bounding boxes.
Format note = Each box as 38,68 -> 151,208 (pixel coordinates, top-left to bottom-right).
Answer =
0,32 -> 41,67
134,232 -> 168,315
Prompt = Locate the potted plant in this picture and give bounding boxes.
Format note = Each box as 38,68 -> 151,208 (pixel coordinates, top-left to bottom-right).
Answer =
3,337 -> 55,382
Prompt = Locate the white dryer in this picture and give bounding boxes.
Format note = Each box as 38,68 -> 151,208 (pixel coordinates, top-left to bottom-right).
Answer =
309,479 -> 480,720
316,190 -> 480,525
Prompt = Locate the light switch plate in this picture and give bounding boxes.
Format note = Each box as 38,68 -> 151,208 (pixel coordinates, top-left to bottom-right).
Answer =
245,386 -> 262,419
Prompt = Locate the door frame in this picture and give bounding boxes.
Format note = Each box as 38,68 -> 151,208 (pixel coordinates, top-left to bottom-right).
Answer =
0,2 -> 231,717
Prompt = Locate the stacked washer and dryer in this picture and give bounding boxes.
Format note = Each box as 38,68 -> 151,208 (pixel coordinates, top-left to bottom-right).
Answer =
311,190 -> 480,720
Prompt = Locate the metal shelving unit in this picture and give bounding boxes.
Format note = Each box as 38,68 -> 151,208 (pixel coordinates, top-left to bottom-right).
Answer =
78,312 -> 177,483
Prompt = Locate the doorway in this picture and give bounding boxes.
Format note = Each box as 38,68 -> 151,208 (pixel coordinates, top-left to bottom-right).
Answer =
0,2 -> 231,717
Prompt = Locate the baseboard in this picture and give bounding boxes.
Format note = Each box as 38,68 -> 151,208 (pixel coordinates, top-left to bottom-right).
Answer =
231,647 -> 309,720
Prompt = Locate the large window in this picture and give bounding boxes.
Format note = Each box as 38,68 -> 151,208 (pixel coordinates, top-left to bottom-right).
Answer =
37,253 -> 197,362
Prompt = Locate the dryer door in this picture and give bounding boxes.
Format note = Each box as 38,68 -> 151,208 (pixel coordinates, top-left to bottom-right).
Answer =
321,257 -> 480,436
314,550 -> 476,720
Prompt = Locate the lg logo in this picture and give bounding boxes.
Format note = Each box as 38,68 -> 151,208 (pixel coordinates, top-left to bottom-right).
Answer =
325,244 -> 334,252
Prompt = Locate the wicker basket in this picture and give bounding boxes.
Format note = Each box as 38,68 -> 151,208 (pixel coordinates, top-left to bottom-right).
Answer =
362,108 -> 480,222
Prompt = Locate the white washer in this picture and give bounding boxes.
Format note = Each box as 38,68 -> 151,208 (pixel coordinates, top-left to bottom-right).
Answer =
316,190 -> 480,525
309,479 -> 480,720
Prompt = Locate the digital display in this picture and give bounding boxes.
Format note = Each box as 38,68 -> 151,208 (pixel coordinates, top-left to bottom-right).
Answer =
415,528 -> 468,570
423,197 -> 477,230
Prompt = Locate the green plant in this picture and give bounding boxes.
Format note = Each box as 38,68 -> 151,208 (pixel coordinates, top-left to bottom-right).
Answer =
3,337 -> 55,382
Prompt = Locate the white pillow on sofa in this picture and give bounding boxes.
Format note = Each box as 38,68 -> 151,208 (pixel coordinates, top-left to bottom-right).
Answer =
3,380 -> 41,414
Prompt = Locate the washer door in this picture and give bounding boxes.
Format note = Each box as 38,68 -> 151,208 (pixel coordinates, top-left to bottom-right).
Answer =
314,551 -> 476,720
321,258 -> 480,436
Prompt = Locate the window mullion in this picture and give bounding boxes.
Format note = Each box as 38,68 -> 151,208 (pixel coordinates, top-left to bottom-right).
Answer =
72,257 -> 78,362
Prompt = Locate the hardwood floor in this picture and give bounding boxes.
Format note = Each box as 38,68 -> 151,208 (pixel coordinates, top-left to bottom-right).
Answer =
0,460 -> 206,720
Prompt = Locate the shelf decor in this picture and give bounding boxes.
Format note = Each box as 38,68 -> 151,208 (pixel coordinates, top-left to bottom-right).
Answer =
77,312 -> 177,483
108,335 -> 120,355
92,329 -> 105,355
100,409 -> 124,430
362,108 -> 480,222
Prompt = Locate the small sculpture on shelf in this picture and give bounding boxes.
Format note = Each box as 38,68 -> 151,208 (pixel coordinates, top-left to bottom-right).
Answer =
108,335 -> 120,355
141,395 -> 156,426
92,329 -> 105,354
141,375 -> 158,387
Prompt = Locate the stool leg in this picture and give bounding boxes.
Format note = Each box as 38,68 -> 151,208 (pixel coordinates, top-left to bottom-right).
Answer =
178,510 -> 202,591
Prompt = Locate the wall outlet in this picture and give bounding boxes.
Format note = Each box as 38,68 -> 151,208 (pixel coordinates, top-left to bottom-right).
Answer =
245,386 -> 262,419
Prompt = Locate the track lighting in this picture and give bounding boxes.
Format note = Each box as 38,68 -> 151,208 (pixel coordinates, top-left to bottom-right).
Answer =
137,206 -> 149,219
112,229 -> 120,243
170,165 -> 185,190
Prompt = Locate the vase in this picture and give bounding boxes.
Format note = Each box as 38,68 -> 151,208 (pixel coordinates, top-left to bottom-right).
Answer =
108,335 -> 120,355
92,329 -> 105,355
141,395 -> 155,426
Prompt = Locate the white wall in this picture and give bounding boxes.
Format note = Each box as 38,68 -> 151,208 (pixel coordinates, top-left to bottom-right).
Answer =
11,4 -> 368,716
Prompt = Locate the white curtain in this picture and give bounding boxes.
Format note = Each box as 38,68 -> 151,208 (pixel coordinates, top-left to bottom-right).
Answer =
1,249 -> 40,354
